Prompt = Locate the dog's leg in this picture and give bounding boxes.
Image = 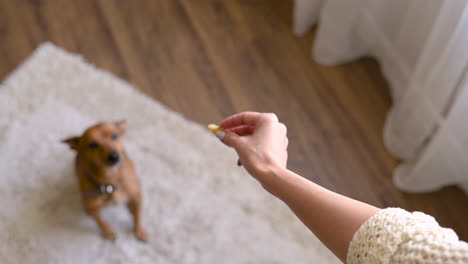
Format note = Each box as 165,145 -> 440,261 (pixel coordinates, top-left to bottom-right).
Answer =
87,208 -> 116,241
127,196 -> 147,242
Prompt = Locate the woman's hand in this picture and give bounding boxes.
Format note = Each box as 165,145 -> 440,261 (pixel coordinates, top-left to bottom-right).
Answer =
217,112 -> 289,182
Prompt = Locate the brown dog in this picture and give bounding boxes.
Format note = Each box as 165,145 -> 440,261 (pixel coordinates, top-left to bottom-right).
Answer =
63,121 -> 147,241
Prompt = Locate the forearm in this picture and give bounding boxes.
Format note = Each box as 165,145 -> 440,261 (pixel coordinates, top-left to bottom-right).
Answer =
261,167 -> 380,263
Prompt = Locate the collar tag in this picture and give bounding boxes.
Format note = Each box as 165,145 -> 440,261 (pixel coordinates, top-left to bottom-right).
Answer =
100,184 -> 115,194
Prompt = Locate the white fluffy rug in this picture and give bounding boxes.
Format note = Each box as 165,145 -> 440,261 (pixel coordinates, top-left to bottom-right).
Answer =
0,43 -> 339,264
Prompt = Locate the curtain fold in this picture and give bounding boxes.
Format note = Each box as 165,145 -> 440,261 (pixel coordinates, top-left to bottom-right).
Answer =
294,0 -> 468,193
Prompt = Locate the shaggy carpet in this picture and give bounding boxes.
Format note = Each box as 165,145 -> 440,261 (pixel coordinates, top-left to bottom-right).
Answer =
0,43 -> 339,263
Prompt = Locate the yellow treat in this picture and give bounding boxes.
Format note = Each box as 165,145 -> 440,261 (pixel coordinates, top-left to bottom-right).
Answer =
208,124 -> 223,134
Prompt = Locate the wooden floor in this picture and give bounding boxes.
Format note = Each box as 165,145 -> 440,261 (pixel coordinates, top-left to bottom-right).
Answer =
1,0 -> 467,241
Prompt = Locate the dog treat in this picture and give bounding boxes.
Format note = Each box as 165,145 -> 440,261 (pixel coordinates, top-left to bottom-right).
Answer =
208,124 -> 223,134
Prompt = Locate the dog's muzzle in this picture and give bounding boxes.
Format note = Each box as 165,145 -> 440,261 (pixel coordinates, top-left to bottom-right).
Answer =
107,151 -> 120,166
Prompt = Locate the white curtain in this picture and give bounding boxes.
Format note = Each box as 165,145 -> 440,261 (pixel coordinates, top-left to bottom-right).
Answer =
294,0 -> 468,193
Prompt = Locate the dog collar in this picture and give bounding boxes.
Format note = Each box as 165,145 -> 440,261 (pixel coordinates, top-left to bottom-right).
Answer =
83,169 -> 121,196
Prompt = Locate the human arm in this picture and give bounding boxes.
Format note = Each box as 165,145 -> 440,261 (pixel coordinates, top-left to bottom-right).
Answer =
217,112 -> 379,262
259,166 -> 379,263
216,111 -> 468,263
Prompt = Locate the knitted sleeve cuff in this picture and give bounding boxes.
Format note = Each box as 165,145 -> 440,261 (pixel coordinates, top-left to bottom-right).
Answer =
346,208 -> 449,263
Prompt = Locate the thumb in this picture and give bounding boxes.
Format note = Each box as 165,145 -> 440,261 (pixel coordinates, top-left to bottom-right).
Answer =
220,131 -> 244,149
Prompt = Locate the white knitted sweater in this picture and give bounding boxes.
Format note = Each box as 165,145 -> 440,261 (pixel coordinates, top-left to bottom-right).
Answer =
347,208 -> 468,263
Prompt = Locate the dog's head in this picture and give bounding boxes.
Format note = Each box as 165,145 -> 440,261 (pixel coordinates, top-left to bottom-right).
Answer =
63,120 -> 127,168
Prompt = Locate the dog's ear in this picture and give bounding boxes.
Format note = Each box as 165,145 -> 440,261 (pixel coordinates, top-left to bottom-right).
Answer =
115,120 -> 127,135
62,136 -> 81,150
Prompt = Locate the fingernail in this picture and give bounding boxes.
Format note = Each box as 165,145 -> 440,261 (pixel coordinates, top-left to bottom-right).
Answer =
215,131 -> 225,140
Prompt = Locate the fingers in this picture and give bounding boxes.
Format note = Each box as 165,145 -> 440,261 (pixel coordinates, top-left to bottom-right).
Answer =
226,125 -> 255,136
278,122 -> 287,135
264,113 -> 279,123
219,112 -> 263,129
280,123 -> 288,148
222,131 -> 244,149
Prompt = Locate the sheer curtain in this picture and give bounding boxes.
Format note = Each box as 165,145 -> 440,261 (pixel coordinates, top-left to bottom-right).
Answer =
294,0 -> 468,193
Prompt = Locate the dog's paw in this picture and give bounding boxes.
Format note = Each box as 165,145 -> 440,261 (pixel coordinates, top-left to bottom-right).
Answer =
135,227 -> 148,242
101,230 -> 117,241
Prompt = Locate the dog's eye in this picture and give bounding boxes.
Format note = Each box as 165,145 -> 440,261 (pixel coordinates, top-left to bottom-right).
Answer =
111,133 -> 118,140
89,142 -> 99,149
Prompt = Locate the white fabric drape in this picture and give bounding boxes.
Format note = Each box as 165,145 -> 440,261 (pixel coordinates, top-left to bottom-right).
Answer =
294,0 -> 468,193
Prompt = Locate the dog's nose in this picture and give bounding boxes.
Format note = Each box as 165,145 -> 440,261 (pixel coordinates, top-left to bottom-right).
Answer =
107,151 -> 120,165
